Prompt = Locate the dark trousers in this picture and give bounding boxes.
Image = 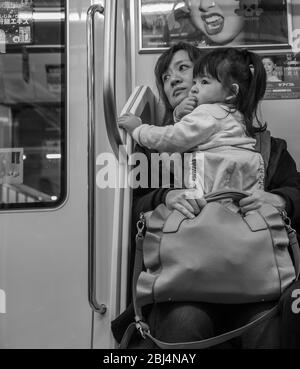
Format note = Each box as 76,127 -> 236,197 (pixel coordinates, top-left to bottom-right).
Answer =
129,301 -> 280,349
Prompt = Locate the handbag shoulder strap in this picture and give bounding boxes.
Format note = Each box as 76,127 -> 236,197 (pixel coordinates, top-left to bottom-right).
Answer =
254,129 -> 271,171
143,304 -> 280,349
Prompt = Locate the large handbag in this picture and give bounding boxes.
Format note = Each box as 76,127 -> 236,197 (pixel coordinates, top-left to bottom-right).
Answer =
120,189 -> 300,349
137,190 -> 299,306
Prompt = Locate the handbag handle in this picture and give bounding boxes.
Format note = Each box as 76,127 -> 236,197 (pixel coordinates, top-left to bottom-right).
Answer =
204,189 -> 250,203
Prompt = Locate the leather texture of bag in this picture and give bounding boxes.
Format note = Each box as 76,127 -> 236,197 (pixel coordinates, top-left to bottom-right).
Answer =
136,190 -> 300,307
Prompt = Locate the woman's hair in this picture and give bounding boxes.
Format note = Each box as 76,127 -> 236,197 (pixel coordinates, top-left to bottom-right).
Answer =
154,42 -> 202,124
193,47 -> 267,136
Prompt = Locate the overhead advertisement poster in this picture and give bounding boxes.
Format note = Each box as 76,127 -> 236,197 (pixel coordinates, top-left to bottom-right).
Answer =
0,0 -> 33,47
262,52 -> 300,100
139,0 -> 291,52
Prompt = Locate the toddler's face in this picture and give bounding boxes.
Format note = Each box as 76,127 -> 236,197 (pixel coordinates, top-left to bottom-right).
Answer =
189,74 -> 228,105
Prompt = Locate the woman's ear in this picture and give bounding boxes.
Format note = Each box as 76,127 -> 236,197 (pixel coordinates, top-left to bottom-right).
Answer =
225,83 -> 239,102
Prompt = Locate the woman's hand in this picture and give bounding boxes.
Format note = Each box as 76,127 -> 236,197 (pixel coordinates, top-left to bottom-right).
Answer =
165,189 -> 207,219
173,96 -> 198,121
118,113 -> 142,135
239,190 -> 286,214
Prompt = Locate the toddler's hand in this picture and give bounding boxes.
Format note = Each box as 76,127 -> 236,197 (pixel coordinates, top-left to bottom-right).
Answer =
239,190 -> 286,214
118,113 -> 142,135
174,96 -> 198,121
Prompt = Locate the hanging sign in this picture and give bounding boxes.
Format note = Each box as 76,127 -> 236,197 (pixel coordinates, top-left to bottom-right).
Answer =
45,64 -> 64,94
0,148 -> 23,184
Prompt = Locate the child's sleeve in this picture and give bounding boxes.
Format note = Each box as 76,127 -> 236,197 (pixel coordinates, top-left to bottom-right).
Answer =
132,106 -> 219,153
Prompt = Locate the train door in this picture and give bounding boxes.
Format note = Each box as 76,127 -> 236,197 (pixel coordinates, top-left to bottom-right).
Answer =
0,0 -> 128,348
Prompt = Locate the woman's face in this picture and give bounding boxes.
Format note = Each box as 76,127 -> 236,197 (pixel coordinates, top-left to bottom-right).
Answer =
262,58 -> 275,75
188,0 -> 244,44
162,50 -> 194,108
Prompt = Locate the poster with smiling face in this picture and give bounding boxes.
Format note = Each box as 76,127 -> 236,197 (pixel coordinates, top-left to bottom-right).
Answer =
139,0 -> 291,52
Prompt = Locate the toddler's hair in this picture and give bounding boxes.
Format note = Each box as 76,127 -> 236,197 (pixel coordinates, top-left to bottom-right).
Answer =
193,48 -> 267,136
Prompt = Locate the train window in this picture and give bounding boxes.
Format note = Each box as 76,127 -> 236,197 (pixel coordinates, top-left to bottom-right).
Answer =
0,0 -> 65,209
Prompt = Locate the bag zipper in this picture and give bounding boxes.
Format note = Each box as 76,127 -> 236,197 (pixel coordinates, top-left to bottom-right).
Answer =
280,209 -> 296,234
136,212 -> 145,239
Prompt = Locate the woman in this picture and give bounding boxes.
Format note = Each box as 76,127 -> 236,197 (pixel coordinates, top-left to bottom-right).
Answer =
133,42 -> 298,224
262,56 -> 282,82
112,42 -> 300,349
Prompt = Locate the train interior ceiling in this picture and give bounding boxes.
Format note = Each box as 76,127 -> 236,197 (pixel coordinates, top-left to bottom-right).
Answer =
0,0 -> 299,349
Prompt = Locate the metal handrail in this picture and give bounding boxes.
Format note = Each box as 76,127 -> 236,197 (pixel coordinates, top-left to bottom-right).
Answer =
103,0 -> 124,158
87,3 -> 106,315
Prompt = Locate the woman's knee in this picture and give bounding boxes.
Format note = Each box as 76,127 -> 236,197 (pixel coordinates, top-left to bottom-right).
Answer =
149,302 -> 216,342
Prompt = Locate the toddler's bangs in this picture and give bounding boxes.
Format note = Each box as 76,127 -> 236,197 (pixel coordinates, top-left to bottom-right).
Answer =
193,52 -> 231,86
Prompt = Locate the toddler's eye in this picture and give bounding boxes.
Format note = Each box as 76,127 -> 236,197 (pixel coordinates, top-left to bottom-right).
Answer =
201,79 -> 209,85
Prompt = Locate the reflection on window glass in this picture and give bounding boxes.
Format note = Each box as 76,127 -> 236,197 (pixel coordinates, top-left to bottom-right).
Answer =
0,0 -> 65,208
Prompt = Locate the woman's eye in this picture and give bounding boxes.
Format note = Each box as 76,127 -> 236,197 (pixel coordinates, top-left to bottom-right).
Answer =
179,64 -> 190,71
163,75 -> 170,82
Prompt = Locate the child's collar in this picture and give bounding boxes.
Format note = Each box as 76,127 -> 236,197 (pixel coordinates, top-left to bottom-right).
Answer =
219,103 -> 236,113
